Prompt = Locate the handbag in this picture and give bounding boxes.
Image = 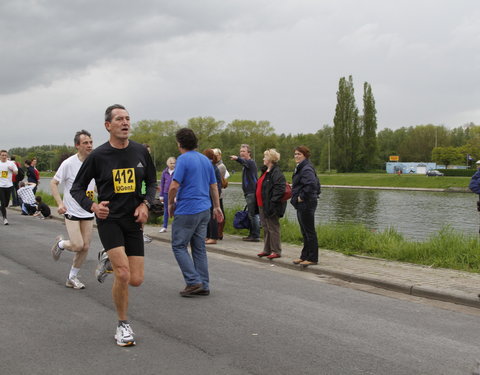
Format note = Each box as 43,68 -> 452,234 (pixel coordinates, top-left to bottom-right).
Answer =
282,182 -> 292,201
233,205 -> 251,229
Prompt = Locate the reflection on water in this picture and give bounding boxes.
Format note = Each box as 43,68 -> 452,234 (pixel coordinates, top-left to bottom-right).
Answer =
38,178 -> 479,241
221,184 -> 479,241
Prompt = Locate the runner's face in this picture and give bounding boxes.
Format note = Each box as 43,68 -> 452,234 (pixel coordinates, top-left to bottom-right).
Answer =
0,152 -> 7,162
106,109 -> 130,140
76,135 -> 93,156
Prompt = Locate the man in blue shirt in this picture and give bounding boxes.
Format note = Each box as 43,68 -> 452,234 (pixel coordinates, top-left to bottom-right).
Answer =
168,128 -> 223,297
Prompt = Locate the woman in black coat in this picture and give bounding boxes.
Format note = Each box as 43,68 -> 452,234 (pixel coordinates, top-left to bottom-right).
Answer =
290,146 -> 320,266
256,149 -> 286,259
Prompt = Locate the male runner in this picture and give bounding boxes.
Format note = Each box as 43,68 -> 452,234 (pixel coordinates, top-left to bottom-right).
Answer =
71,104 -> 156,347
50,130 -> 95,289
0,150 -> 18,225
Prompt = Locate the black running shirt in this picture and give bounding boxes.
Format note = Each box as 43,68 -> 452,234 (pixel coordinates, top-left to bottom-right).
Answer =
71,140 -> 157,219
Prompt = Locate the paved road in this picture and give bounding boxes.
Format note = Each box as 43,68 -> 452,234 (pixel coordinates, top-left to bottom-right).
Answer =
1,214 -> 480,375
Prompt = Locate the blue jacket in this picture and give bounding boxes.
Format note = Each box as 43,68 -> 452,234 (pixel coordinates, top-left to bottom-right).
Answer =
469,170 -> 480,194
290,159 -> 320,209
235,157 -> 258,195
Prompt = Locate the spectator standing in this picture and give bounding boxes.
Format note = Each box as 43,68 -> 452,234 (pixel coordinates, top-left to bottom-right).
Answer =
256,149 -> 286,259
204,149 -> 222,244
213,148 -> 228,239
469,160 -> 480,233
168,128 -> 223,297
0,150 -> 18,225
10,156 -> 22,206
290,146 -> 321,266
158,157 -> 176,233
230,144 -> 260,242
25,159 -> 39,194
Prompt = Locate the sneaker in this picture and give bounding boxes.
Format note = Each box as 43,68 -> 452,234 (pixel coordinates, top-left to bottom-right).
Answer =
257,252 -> 270,257
51,235 -> 63,261
292,258 -> 304,264
191,289 -> 210,296
66,276 -> 85,289
3,218 -> 8,225
179,283 -> 204,297
95,249 -> 113,283
159,227 -> 167,233
143,234 -> 152,243
115,322 -> 136,347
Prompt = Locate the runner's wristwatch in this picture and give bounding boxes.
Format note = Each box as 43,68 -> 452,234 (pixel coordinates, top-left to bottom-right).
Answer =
142,200 -> 151,209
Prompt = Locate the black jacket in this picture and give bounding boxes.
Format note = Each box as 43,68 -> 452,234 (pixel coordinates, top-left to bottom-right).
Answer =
290,159 -> 320,209
235,157 -> 258,195
260,164 -> 287,218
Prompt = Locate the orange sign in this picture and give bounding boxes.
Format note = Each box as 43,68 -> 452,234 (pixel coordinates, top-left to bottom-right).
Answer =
389,155 -> 399,161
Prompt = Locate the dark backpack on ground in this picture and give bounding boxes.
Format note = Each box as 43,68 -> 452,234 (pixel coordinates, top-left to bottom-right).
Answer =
233,206 -> 251,229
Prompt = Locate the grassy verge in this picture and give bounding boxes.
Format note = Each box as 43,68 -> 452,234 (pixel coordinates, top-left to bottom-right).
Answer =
226,172 -> 470,189
223,207 -> 480,273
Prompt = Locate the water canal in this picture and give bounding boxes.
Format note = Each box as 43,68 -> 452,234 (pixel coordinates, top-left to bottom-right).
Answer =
38,178 -> 480,241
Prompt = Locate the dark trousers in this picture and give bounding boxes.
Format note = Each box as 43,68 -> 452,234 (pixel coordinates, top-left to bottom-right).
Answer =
296,200 -> 319,262
0,187 -> 11,219
11,182 -> 19,206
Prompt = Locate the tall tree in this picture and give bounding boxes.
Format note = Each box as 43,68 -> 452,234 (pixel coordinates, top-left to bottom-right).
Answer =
362,82 -> 377,169
333,75 -> 360,172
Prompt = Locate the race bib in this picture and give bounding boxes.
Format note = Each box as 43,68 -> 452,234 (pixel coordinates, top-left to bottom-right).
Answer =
1,171 -> 7,178
112,168 -> 136,193
86,190 -> 94,200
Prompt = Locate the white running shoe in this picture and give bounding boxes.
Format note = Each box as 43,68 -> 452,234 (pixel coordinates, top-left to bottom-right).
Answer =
143,234 -> 152,243
65,276 -> 85,289
51,235 -> 63,261
115,323 -> 136,346
3,218 -> 8,225
95,249 -> 113,283
159,227 -> 167,233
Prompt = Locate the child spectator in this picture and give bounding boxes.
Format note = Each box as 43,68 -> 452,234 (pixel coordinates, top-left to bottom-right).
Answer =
34,196 -> 52,219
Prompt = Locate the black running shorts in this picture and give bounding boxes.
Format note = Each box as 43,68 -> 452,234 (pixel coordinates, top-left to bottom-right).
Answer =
97,217 -> 144,257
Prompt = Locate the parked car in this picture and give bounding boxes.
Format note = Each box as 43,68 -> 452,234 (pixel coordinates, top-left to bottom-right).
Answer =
426,170 -> 444,176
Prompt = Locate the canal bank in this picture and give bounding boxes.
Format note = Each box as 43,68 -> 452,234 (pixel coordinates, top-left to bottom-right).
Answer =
11,205 -> 480,309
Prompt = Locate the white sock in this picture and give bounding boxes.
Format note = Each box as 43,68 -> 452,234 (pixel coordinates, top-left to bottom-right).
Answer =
58,240 -> 65,249
69,267 -> 80,279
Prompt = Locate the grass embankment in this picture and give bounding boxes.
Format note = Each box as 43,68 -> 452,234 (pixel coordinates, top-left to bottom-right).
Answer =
223,207 -> 480,273
227,172 -> 470,189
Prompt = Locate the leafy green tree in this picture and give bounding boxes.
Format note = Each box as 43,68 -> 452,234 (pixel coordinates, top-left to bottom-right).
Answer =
431,146 -> 465,167
333,75 -> 360,172
361,82 -> 378,169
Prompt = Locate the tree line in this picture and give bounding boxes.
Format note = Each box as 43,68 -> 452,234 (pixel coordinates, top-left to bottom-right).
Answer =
8,76 -> 480,173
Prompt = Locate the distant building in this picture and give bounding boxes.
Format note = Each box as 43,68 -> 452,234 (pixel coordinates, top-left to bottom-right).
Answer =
386,162 -> 437,174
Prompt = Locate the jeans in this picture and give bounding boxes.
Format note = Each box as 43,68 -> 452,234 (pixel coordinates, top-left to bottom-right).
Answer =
296,200 -> 319,262
245,193 -> 260,239
171,209 -> 211,289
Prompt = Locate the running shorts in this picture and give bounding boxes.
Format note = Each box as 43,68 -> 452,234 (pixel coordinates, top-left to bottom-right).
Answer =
97,217 -> 144,257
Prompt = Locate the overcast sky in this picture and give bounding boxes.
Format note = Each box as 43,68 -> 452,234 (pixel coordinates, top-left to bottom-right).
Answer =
2,0 -> 480,150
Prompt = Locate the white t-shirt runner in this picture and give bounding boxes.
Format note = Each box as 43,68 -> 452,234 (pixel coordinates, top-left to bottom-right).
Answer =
53,154 -> 95,219
0,160 -> 18,188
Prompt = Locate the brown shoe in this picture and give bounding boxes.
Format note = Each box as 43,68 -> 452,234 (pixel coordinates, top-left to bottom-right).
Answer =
292,258 -> 303,264
243,237 -> 260,242
299,260 -> 318,266
266,253 -> 281,259
192,289 -> 210,296
205,239 -> 217,244
180,283 -> 204,297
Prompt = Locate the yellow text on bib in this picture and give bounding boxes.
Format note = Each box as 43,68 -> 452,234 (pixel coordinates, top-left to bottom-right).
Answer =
113,168 -> 136,193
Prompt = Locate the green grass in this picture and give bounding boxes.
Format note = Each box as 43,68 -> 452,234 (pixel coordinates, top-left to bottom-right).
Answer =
227,172 -> 470,189
223,207 -> 480,273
